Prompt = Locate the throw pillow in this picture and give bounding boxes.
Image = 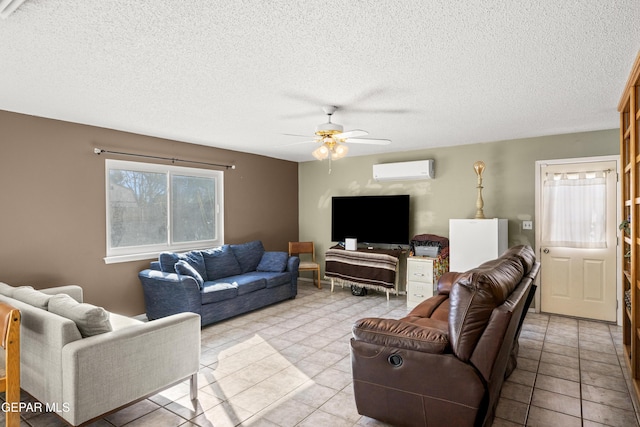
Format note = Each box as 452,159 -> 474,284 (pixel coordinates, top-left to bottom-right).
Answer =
12,287 -> 52,310
48,294 -> 112,338
256,251 -> 288,272
175,260 -> 205,288
202,245 -> 242,280
159,251 -> 207,280
230,240 -> 265,273
159,252 -> 180,273
183,251 -> 207,280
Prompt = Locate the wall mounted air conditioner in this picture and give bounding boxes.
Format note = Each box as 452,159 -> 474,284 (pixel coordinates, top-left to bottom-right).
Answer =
373,159 -> 435,181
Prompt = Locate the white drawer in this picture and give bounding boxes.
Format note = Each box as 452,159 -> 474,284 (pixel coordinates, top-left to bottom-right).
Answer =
407,282 -> 432,299
407,258 -> 434,284
406,281 -> 434,308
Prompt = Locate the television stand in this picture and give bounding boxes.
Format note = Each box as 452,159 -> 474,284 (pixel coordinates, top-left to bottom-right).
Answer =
324,246 -> 405,300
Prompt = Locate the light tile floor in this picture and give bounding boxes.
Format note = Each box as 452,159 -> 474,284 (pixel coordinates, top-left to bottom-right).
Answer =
9,283 -> 640,426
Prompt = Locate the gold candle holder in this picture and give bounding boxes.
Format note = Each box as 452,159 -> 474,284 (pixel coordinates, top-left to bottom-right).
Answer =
473,161 -> 485,219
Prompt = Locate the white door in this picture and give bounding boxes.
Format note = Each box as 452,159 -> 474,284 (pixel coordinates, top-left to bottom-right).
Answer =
539,160 -> 617,322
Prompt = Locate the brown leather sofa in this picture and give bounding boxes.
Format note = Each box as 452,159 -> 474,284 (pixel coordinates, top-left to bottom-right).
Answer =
351,245 -> 539,427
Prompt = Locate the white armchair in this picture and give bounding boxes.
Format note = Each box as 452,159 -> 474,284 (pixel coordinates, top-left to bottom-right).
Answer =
0,284 -> 200,426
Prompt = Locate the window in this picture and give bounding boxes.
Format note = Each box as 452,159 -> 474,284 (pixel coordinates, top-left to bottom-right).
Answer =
104,159 -> 224,263
541,171 -> 606,248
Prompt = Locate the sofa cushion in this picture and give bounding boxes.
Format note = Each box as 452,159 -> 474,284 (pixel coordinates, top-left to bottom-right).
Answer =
436,272 -> 466,295
202,245 -> 243,280
159,251 -> 207,280
475,256 -> 525,303
230,240 -> 265,273
175,260 -> 205,289
215,274 -> 266,295
237,280 -> 266,295
257,251 -> 289,273
0,282 -> 15,297
256,272 -> 291,288
109,312 -> 142,331
48,293 -> 112,338
12,287 -> 52,310
501,245 -> 536,275
201,282 -> 239,304
353,317 -> 450,353
406,294 -> 450,320
448,256 -> 524,362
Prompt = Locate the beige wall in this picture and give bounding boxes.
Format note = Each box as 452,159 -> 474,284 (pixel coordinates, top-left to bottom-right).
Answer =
0,110 -> 298,315
298,129 -> 620,277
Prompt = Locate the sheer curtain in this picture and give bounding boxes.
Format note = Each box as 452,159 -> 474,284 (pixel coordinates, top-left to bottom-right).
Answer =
541,171 -> 607,248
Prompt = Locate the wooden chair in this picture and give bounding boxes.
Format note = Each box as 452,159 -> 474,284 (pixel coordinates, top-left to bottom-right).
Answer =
289,242 -> 321,289
0,302 -> 20,427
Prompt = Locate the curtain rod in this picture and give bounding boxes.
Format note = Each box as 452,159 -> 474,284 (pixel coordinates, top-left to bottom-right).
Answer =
93,148 -> 235,170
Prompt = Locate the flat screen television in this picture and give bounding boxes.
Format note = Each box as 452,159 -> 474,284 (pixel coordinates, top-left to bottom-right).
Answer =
331,195 -> 410,245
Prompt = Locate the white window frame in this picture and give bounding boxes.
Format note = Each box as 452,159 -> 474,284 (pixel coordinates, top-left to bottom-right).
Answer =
104,159 -> 224,264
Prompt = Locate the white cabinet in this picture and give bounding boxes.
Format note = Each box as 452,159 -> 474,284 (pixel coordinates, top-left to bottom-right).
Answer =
449,219 -> 508,272
406,257 -> 435,308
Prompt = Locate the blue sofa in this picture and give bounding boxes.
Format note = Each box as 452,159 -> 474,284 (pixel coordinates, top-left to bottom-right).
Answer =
138,240 -> 299,326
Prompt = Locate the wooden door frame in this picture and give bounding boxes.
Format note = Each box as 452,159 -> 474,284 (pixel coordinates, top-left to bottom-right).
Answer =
534,155 -> 621,325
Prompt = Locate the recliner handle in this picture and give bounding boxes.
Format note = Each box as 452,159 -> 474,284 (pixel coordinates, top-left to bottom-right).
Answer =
388,353 -> 403,367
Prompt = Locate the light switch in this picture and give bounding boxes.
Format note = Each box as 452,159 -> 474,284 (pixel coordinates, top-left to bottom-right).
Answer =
523,220 -> 533,230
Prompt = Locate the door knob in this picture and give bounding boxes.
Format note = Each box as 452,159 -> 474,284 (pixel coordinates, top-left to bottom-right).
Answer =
543,248 -> 549,254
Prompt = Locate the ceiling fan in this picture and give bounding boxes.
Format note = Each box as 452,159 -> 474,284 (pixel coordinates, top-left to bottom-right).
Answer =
287,105 -> 391,161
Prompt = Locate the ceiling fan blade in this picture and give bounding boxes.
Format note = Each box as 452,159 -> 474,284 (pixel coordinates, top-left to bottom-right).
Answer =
281,139 -> 319,146
336,129 -> 368,139
345,137 -> 391,145
282,133 -> 314,138
281,90 -> 329,107
342,87 -> 387,107
342,107 -> 415,114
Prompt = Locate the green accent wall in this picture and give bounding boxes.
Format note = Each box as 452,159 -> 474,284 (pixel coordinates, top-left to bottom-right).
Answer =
298,129 -> 619,278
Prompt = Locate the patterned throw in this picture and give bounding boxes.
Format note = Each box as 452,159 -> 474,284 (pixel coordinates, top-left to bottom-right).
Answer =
409,234 -> 450,282
325,248 -> 399,292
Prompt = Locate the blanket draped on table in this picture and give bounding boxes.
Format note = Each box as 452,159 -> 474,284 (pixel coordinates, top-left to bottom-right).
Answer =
325,248 -> 399,293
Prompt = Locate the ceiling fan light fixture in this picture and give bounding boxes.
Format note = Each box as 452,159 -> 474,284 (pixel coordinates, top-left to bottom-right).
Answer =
312,145 -> 329,160
331,144 -> 348,160
315,122 -> 343,135
298,105 -> 391,162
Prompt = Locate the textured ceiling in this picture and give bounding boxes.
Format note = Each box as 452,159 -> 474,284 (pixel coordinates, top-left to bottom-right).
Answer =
1,1 -> 639,162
